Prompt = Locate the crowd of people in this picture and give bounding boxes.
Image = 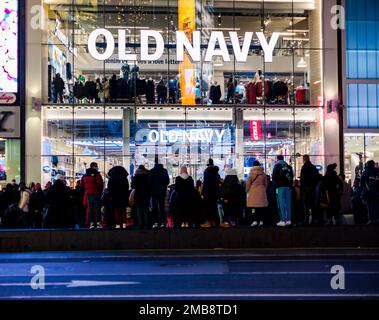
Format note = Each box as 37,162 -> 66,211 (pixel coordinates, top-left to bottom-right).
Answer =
0,155 -> 378,230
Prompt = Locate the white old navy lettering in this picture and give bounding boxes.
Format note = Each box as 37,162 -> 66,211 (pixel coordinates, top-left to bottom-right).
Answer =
88,30 -> 280,63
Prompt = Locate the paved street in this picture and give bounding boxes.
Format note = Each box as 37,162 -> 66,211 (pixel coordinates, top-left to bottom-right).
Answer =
0,249 -> 378,300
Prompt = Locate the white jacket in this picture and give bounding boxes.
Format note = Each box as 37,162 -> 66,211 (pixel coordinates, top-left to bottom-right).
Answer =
18,190 -> 31,212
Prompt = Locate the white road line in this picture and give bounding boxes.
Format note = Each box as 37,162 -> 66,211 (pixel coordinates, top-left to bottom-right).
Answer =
0,271 -> 378,277
5,293 -> 379,299
0,280 -> 140,287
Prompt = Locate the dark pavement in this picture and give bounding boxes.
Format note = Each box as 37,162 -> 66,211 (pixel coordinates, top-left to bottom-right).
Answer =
0,248 -> 378,300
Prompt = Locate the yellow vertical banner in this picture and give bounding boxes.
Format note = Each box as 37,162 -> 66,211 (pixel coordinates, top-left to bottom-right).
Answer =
178,0 -> 196,105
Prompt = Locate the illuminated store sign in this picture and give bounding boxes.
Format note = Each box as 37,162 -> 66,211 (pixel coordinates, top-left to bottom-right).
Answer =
147,128 -> 226,144
88,30 -> 280,63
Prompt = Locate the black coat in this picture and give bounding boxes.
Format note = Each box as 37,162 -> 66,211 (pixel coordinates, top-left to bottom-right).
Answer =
148,164 -> 170,198
321,171 -> 343,207
210,85 -> 221,104
131,168 -> 151,207
174,175 -> 195,214
0,188 -> 17,219
45,180 -> 74,228
202,165 -> 221,199
107,166 -> 129,208
300,162 -> 320,191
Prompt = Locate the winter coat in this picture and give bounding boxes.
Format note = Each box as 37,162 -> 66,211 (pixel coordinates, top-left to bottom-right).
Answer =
81,168 -> 104,196
131,167 -> 151,207
221,169 -> 245,212
300,161 -> 320,191
321,170 -> 343,207
202,165 -> 221,200
209,85 -> 221,104
246,166 -> 268,208
29,189 -> 46,215
18,189 -> 32,213
156,81 -> 167,99
340,180 -> 353,214
45,180 -> 74,228
0,187 -> 17,219
148,164 -> 170,198
109,76 -> 118,98
173,174 -> 195,217
360,167 -> 379,201
107,166 -> 129,208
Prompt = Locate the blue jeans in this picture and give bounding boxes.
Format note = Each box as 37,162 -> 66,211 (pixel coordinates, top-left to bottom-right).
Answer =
87,195 -> 101,224
276,187 -> 292,222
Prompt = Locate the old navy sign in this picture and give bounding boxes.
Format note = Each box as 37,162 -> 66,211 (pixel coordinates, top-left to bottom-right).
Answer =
148,128 -> 225,144
88,30 -> 280,63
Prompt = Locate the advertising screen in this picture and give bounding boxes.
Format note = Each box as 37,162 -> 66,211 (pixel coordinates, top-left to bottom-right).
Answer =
0,0 -> 18,93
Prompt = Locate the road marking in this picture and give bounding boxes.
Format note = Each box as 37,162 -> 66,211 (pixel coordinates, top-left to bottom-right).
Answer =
5,293 -> 379,299
0,280 -> 140,287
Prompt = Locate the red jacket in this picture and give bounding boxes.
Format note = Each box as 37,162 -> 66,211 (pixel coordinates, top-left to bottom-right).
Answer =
246,82 -> 257,104
81,168 -> 104,196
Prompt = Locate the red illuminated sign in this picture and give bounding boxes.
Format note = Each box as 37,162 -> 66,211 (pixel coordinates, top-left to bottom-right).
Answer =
250,120 -> 262,141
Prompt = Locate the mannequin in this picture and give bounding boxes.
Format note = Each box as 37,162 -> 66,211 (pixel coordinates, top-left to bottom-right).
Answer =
209,80 -> 221,104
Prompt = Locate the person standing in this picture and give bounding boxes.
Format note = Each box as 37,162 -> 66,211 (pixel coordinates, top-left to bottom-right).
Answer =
221,167 -> 244,227
174,166 -> 195,228
339,173 -> 353,217
226,76 -> 237,104
81,162 -> 104,229
131,165 -> 151,229
272,155 -> 294,227
360,160 -> 379,225
246,161 -> 268,227
28,183 -> 46,228
18,182 -> 31,225
201,159 -> 221,227
149,161 -> 170,228
53,73 -> 65,103
109,74 -> 118,103
321,163 -> 343,226
107,166 -> 129,229
300,155 -> 320,225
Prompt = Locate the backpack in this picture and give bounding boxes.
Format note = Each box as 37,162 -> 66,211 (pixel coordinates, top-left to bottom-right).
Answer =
2,204 -> 27,229
278,163 -> 293,185
366,172 -> 379,196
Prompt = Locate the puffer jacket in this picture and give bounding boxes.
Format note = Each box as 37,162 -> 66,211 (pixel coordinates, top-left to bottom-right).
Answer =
246,166 -> 268,208
81,168 -> 104,196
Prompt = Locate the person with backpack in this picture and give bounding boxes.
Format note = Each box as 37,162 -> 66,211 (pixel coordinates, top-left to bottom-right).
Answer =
246,161 -> 268,227
272,155 -> 294,227
148,161 -> 170,228
320,163 -> 343,226
81,162 -> 104,229
300,155 -> 320,225
360,160 -> 379,225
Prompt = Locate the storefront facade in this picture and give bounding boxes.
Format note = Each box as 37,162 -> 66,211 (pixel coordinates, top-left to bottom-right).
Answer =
24,0 -> 341,186
343,0 -> 379,182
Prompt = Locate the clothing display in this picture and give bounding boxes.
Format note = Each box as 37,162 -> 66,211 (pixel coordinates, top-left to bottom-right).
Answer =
209,84 -> 222,104
146,79 -> 155,104
245,82 -> 257,104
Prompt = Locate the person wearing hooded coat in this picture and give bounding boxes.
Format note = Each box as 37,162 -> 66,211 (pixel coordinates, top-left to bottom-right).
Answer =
221,167 -> 244,227
148,162 -> 170,228
131,165 -> 151,229
320,163 -> 343,225
201,159 -> 221,227
246,161 -> 268,227
174,166 -> 195,228
44,178 -> 74,228
107,166 -> 129,228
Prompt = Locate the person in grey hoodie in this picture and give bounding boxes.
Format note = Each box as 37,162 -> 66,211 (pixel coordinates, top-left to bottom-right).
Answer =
272,155 -> 294,227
